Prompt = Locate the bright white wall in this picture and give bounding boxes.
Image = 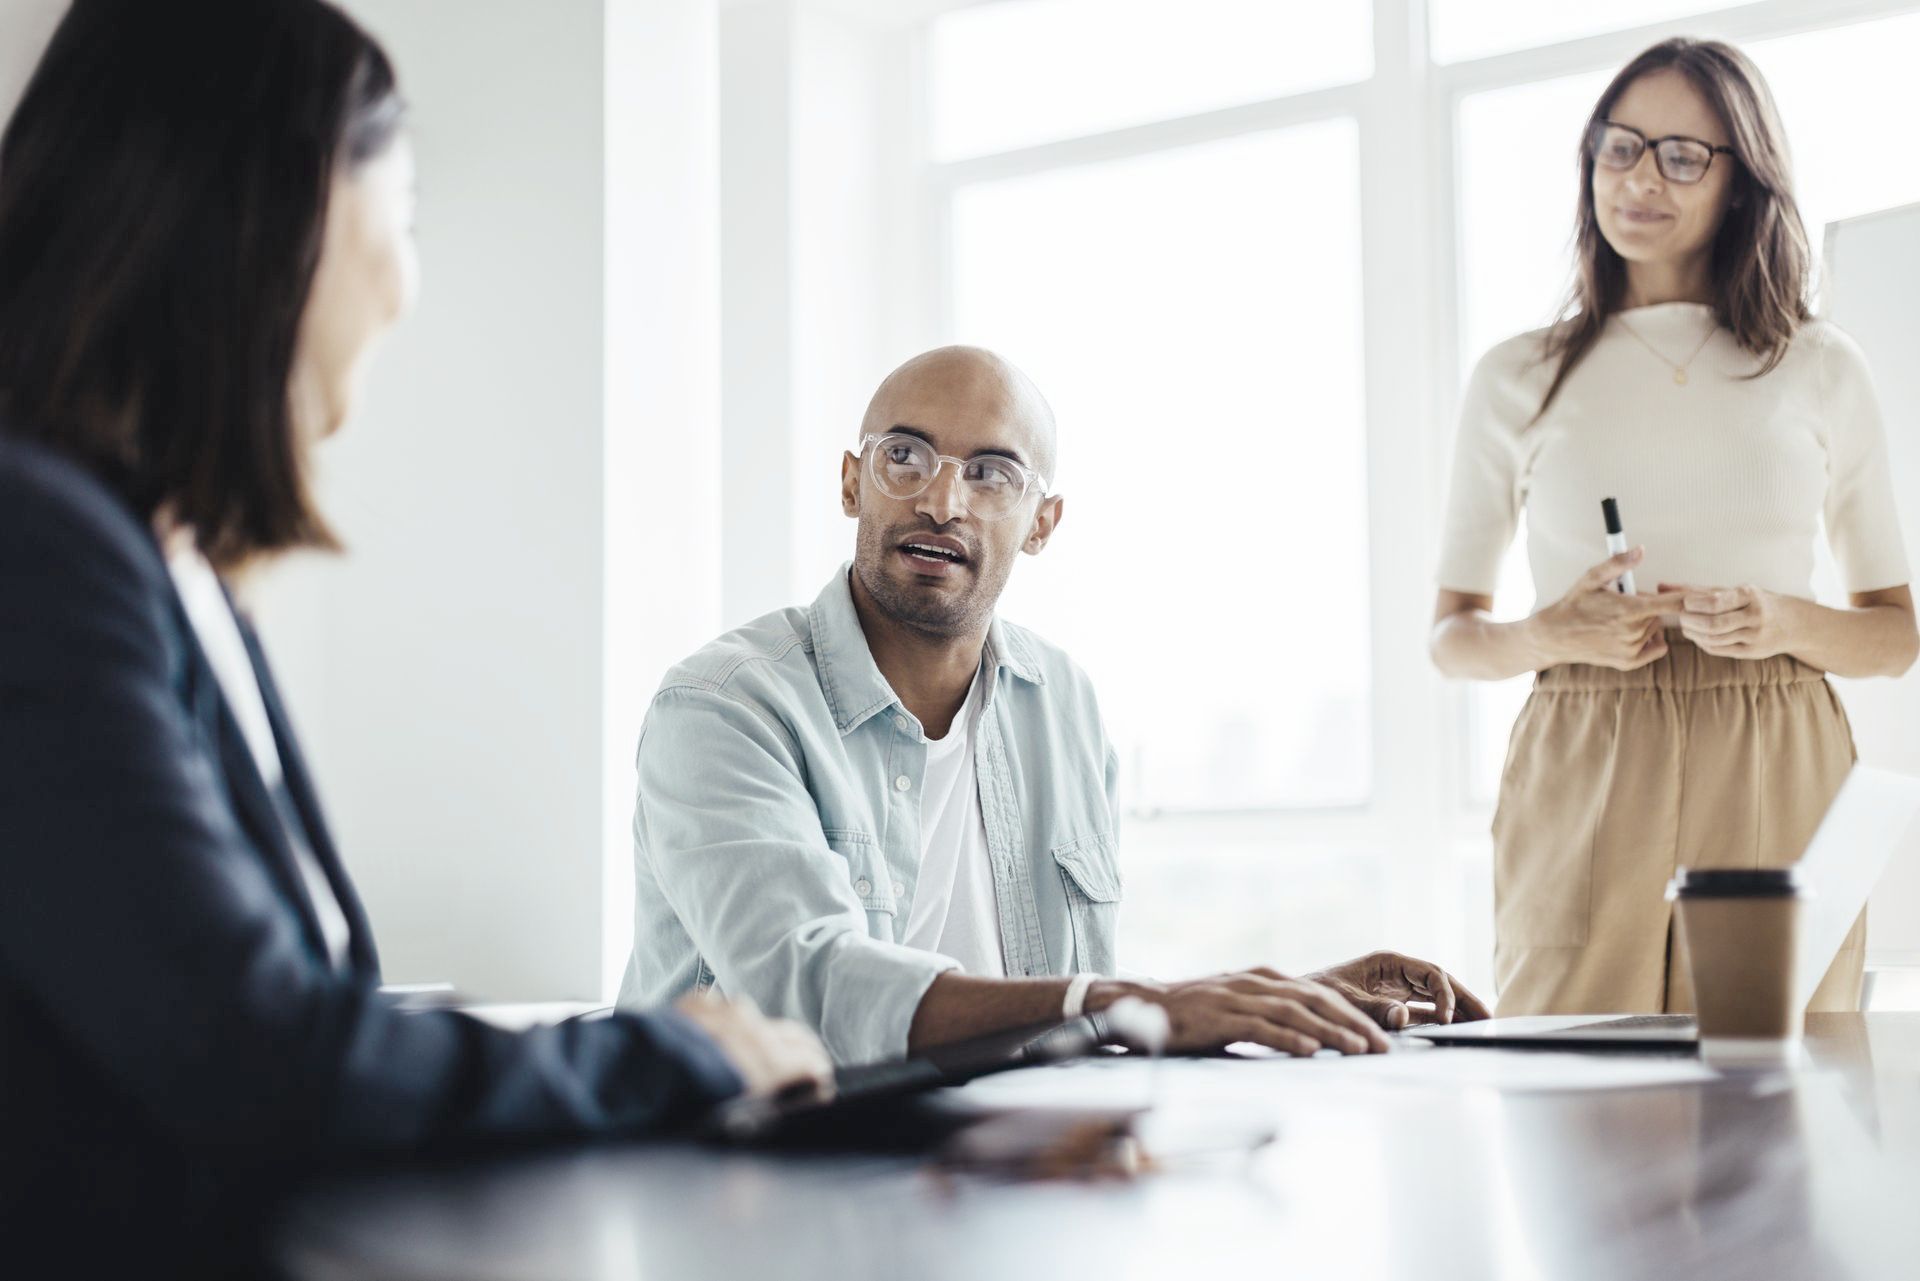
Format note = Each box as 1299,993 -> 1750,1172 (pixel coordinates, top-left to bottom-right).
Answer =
259,0 -> 616,1001
279,0 -> 726,1001
718,0 -> 800,627
602,0 -> 726,997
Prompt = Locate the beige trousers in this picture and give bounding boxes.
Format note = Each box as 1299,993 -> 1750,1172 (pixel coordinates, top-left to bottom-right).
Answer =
1492,634 -> 1866,1017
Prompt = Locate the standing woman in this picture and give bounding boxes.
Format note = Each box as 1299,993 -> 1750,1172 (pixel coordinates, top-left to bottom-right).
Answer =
1431,38 -> 1917,1018
0,0 -> 825,1270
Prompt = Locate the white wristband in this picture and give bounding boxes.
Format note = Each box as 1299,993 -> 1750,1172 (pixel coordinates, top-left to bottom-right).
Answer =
1062,972 -> 1098,1020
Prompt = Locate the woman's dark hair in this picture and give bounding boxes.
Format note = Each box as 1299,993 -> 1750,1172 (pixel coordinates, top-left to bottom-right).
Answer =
0,0 -> 403,569
1536,37 -> 1812,419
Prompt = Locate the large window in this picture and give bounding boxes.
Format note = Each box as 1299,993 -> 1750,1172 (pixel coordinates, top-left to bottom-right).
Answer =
951,123 -> 1372,813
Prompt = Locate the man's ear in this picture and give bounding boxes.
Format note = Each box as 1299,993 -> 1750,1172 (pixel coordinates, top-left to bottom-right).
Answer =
1022,494 -> 1064,555
841,452 -> 861,517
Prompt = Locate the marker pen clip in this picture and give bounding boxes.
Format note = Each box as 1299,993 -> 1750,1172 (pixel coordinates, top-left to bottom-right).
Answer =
1601,497 -> 1638,594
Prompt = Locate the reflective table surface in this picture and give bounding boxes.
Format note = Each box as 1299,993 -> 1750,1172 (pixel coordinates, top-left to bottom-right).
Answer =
280,1014 -> 1920,1280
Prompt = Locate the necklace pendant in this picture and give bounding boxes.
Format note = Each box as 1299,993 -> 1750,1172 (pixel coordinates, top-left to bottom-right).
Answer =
1673,368 -> 1688,386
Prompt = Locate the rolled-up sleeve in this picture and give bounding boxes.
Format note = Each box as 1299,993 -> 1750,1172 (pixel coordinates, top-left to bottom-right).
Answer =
635,685 -> 957,1064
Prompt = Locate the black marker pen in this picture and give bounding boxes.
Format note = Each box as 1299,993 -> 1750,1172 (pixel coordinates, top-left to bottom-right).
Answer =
1601,497 -> 1637,594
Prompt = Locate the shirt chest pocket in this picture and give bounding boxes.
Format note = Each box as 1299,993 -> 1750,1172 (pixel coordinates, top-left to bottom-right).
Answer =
1050,832 -> 1122,975
825,830 -> 900,942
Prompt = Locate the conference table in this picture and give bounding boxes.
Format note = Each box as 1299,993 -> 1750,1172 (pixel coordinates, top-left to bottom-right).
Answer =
277,1013 -> 1920,1280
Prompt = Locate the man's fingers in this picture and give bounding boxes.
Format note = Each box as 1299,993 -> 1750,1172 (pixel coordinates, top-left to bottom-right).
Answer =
1289,985 -> 1392,1050
1451,979 -> 1494,1022
1232,1017 -> 1321,1058
1374,957 -> 1457,1025
1348,993 -> 1412,1035
1416,964 -> 1457,1025
1236,996 -> 1371,1054
1400,962 -> 1488,1024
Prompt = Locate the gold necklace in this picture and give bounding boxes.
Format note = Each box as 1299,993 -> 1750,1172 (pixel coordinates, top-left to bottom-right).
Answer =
1615,313 -> 1719,385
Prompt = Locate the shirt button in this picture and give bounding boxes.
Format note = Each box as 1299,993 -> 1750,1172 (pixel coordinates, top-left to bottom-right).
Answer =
854,878 -> 872,896
895,715 -> 912,732
894,775 -> 912,792
892,881 -> 906,897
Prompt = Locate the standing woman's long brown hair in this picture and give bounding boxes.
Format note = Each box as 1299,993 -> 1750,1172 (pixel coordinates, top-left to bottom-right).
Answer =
1536,37 -> 1812,419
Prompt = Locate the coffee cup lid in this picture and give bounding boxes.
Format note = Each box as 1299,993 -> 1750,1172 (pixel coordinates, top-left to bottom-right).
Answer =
1666,866 -> 1806,900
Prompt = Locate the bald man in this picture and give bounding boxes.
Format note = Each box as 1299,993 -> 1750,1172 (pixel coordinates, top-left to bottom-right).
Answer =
618,347 -> 1486,1065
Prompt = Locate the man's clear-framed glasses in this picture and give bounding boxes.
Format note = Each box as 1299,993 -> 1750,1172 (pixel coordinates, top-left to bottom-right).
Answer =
1588,120 -> 1735,186
859,432 -> 1048,522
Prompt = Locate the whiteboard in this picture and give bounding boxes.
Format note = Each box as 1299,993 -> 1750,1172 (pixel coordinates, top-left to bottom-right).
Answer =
1822,203 -> 1920,967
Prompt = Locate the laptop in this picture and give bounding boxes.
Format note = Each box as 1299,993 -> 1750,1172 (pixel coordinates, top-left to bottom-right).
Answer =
711,996 -> 1169,1142
1408,765 -> 1920,1050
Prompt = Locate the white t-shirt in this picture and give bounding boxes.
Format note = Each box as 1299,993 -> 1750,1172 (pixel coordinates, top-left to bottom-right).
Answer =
1438,305 -> 1910,607
167,547 -> 354,971
899,668 -> 1005,977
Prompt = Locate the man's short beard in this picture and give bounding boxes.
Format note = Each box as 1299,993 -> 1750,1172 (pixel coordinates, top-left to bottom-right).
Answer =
854,525 -> 1002,639
854,557 -> 989,638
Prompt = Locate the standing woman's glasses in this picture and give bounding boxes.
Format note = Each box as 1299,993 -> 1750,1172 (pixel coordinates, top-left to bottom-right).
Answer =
1587,119 -> 1736,185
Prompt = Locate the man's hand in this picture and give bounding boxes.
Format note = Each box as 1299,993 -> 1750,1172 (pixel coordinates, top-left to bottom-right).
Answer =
1091,969 -> 1393,1057
1305,951 -> 1492,1029
673,991 -> 835,1101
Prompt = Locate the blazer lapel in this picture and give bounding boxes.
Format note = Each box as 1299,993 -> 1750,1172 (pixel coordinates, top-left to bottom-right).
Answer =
230,607 -> 381,977
179,620 -> 335,962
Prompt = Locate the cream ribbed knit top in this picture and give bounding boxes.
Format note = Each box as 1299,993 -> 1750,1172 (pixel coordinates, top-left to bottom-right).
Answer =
1438,302 -> 1910,607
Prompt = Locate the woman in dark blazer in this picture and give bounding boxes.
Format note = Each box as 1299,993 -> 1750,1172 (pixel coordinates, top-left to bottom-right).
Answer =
0,1 -> 826,1270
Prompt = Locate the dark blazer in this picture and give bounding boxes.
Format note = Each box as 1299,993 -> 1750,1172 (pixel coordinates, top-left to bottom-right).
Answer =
0,437 -> 740,1270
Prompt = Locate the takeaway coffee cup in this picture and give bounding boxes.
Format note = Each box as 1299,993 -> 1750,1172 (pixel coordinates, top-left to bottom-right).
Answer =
1667,867 -> 1807,1067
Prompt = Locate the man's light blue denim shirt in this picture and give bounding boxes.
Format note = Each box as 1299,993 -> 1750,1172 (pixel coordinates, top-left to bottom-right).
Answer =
617,566 -> 1121,1065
